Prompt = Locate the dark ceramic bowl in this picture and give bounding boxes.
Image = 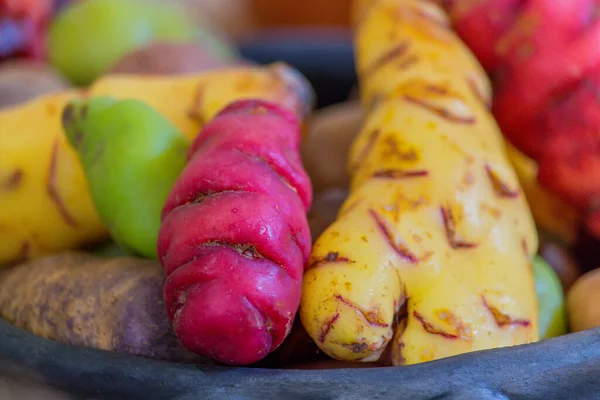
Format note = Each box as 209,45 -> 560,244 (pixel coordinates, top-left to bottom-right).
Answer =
1,32 -> 600,400
1,318 -> 599,400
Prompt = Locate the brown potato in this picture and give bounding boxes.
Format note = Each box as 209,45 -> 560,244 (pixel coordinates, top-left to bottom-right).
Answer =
302,101 -> 364,193
0,252 -> 207,363
109,41 -> 240,76
0,61 -> 70,110
567,268 -> 600,332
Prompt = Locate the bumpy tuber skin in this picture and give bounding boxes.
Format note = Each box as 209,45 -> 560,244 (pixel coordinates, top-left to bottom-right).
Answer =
0,63 -> 311,266
301,0 -> 538,365
158,98 -> 313,366
442,0 -> 600,239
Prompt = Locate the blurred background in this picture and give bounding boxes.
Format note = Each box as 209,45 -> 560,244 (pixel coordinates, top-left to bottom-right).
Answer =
0,0 -> 357,109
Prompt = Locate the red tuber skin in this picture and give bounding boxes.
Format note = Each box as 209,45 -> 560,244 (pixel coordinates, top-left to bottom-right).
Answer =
444,0 -> 600,239
157,99 -> 312,366
446,0 -> 524,72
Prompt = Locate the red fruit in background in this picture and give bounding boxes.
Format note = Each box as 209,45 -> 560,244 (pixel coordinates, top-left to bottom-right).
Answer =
444,0 -> 600,242
2,0 -> 51,23
492,0 -> 600,159
446,0 -> 524,71
537,75 -> 600,208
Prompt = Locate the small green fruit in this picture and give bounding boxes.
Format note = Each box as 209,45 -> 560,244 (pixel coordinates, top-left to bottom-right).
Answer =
533,255 -> 568,340
62,96 -> 190,259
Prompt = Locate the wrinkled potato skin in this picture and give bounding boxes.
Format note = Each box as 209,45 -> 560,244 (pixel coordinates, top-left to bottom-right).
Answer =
301,0 -> 538,364
0,252 -> 201,363
567,269 -> 600,333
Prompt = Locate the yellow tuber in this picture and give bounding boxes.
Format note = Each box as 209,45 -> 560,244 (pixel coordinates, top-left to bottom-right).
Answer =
300,0 -> 539,365
0,63 -> 311,266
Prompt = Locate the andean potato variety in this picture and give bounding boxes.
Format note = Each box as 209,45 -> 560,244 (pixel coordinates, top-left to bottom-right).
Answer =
301,0 -> 539,365
301,103 -> 574,342
158,98 -> 313,366
0,63 -> 311,266
303,100 -> 582,245
63,97 -> 190,259
0,252 -> 200,362
1,0 -> 598,373
303,108 -> 579,344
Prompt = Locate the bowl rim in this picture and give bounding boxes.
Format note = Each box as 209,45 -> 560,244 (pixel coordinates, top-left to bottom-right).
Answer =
1,317 -> 599,400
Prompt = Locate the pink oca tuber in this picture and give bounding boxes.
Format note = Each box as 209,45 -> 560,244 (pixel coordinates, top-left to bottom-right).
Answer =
157,99 -> 313,365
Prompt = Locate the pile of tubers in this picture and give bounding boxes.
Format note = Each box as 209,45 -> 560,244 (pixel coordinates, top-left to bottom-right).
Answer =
0,0 -> 599,370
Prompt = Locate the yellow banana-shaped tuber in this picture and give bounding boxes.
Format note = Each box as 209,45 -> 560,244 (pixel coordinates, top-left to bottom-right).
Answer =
0,91 -> 107,265
0,63 -> 312,266
300,0 -> 539,365
89,63 -> 311,141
